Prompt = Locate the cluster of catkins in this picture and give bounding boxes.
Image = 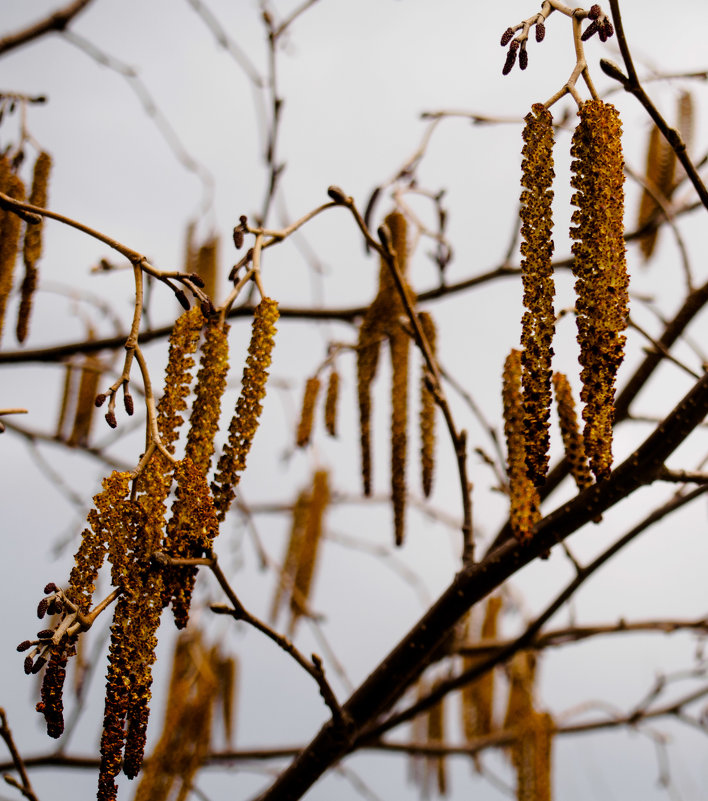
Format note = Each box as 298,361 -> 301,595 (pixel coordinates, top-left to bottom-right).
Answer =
19,298 -> 279,801
504,101 -> 629,541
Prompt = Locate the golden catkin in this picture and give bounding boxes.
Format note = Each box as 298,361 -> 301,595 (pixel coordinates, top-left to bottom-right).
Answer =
390,326 -> 409,546
461,596 -> 502,742
418,311 -> 437,498
356,312 -> 383,495
502,350 -> 541,541
133,632 -> 223,801
295,376 -> 320,447
519,103 -> 556,487
67,356 -> 102,447
503,650 -> 536,733
637,124 -> 675,260
514,711 -> 553,801
196,236 -> 219,303
552,373 -> 593,492
162,457 -> 220,629
570,100 -> 629,482
324,369 -> 339,437
270,489 -> 310,622
0,165 -> 25,344
17,151 -> 51,343
426,689 -> 447,796
212,297 -> 279,520
289,470 -> 329,632
185,320 -> 230,475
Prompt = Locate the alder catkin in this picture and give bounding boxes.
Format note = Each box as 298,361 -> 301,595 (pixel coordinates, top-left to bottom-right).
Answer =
17,151 -> 51,343
67,356 -> 102,447
270,489 -> 309,623
418,311 -> 437,498
295,376 -> 320,448
519,103 -> 556,487
552,372 -> 593,492
637,124 -> 675,260
390,327 -> 409,546
289,470 -> 328,632
0,164 -> 25,344
570,100 -> 628,482
324,369 -> 339,437
212,297 -> 279,520
502,350 -> 541,541
356,313 -> 382,495
196,236 -> 219,303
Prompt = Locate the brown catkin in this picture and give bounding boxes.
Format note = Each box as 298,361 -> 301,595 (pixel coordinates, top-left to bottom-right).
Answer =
324,369 -> 339,437
185,319 -> 230,475
289,470 -> 329,632
426,688 -> 447,796
295,376 -> 320,448
212,297 -> 279,520
519,103 -> 556,487
0,164 -> 25,344
552,373 -> 593,491
270,489 -> 310,623
390,326 -> 409,546
55,363 -> 76,439
502,350 -> 541,541
637,124 -> 675,260
419,311 -> 437,497
196,236 -> 219,303
67,356 -> 102,447
570,100 -> 628,482
461,596 -> 502,742
17,151 -> 51,343
356,312 -> 383,495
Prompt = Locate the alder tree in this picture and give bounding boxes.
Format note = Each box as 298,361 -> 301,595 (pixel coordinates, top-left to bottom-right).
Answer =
1,1 -> 708,800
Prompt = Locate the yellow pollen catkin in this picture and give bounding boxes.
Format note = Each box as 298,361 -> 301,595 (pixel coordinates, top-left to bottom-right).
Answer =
519,103 -> 556,487
296,376 -> 320,448
0,164 -> 25,344
570,100 -> 628,482
552,372 -> 592,492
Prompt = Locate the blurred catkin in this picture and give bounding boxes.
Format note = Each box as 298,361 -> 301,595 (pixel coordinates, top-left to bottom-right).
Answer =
289,470 -> 329,632
0,160 -> 25,344
519,103 -> 555,487
502,350 -> 540,541
570,100 -> 628,482
324,369 -> 339,437
418,311 -> 437,498
212,297 -> 279,520
296,376 -> 320,447
17,151 -> 51,343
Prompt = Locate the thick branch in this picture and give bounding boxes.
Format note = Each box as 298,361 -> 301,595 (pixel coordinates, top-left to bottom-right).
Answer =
0,0 -> 94,57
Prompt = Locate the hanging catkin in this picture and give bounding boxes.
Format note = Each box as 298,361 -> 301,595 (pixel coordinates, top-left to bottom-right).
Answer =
0,159 -> 25,344
17,151 -> 51,343
502,350 -> 541,541
519,103 -> 556,487
570,100 -> 628,482
552,372 -> 592,492
212,297 -> 279,520
418,311 -> 437,498
324,369 -> 339,437
295,376 -> 320,447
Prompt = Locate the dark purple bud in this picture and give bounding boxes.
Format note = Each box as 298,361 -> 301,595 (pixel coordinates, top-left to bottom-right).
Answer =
94,393 -> 107,408
535,22 -> 545,42
124,393 -> 134,416
589,4 -> 602,19
503,46 -> 518,75
24,656 -> 34,674
189,273 -> 205,288
233,228 -> 244,249
37,630 -> 54,640
175,289 -> 190,310
239,215 -> 248,227
519,47 -> 529,70
500,27 -> 514,46
44,582 -> 58,594
598,24 -> 607,42
105,410 -> 117,429
602,19 -> 614,38
37,598 -> 49,618
200,300 -> 214,318
17,640 -> 32,652
581,20 -> 598,40
327,186 -> 350,205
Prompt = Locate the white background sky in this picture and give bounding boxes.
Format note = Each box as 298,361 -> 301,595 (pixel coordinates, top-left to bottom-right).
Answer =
2,2 -> 708,800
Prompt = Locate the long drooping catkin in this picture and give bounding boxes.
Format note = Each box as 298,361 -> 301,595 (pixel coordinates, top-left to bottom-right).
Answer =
17,151 -> 51,343
67,356 -> 102,447
637,124 -> 675,261
570,100 -> 628,482
324,369 -> 339,437
212,297 -> 279,520
519,103 -> 556,487
289,470 -> 329,632
502,350 -> 541,541
0,161 -> 25,344
418,311 -> 437,498
390,326 -> 409,546
270,489 -> 310,623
